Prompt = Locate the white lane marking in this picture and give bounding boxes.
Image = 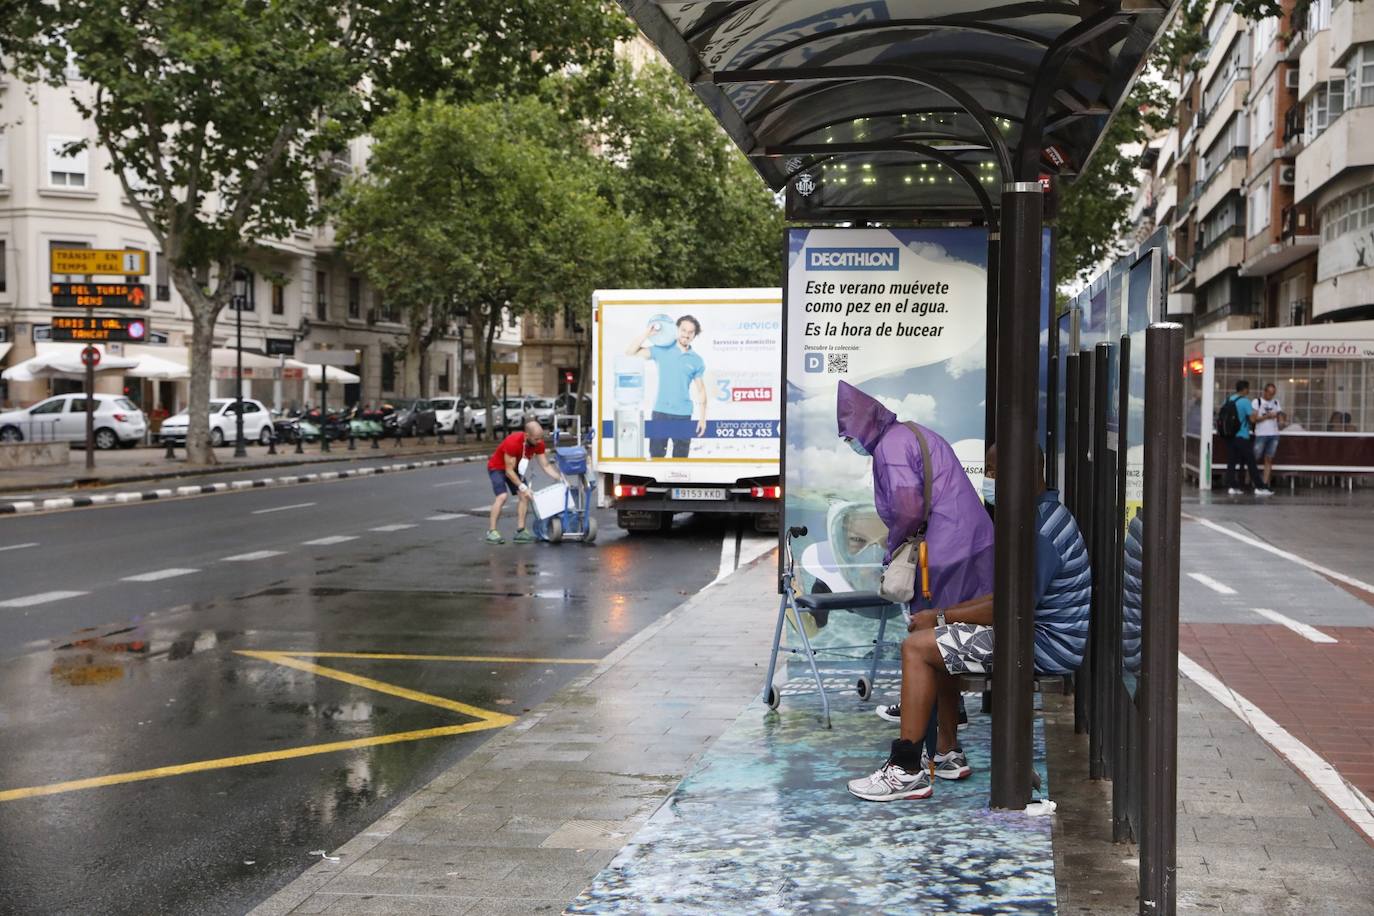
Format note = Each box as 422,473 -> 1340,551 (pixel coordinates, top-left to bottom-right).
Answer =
221,550 -> 286,562
122,568 -> 199,582
468,504 -> 493,513
1184,513 -> 1374,597
302,535 -> 358,546
426,514 -> 461,521
737,536 -> 777,569
713,533 -> 736,583
1179,652 -> 1374,842
433,480 -> 469,488
1250,608 -> 1338,644
0,590 -> 89,608
252,502 -> 316,515
0,543 -> 39,553
1187,572 -> 1236,596
370,524 -> 416,532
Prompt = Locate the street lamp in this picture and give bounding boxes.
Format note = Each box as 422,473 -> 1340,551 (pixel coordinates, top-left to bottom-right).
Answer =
232,269 -> 248,458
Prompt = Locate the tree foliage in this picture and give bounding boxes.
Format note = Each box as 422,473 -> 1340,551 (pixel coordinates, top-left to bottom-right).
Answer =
2,0 -> 630,463
595,63 -> 785,289
334,95 -> 648,420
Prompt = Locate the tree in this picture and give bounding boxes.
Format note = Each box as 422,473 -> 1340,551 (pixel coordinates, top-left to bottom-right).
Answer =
595,63 -> 785,289
333,95 -> 648,433
4,1 -> 630,463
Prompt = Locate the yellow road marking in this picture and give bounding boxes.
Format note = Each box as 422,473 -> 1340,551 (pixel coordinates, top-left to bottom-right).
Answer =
0,723 -> 498,803
278,651 -> 600,665
0,649 -> 544,803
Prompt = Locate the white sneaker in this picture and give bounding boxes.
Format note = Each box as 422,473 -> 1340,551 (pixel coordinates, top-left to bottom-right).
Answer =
875,703 -> 901,723
847,760 -> 932,801
923,748 -> 973,780
1227,488 -> 1243,496
1255,488 -> 1273,497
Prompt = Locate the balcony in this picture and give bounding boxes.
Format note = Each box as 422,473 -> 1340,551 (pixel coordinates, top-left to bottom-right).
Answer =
1239,206 -> 1319,277
1179,112 -> 1201,153
1195,232 -> 1245,286
1294,106 -> 1374,204
1199,77 -> 1250,152
1331,0 -> 1374,67
1279,107 -> 1305,158
1197,157 -> 1246,221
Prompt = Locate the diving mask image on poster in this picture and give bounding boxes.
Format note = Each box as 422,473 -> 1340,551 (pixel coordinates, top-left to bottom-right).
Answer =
596,295 -> 782,462
783,227 -> 989,646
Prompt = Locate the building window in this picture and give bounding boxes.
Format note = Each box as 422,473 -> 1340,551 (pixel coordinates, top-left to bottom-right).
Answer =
155,252 -> 170,300
1250,86 -> 1275,148
231,266 -> 255,311
1247,180 -> 1272,237
376,295 -> 399,323
46,135 -> 88,188
1306,78 -> 1346,139
0,132 -> 8,185
438,356 -> 451,392
1345,45 -> 1374,109
271,282 -> 285,316
1320,185 -> 1374,242
315,271 -> 328,321
1252,17 -> 1277,67
0,239 -> 6,292
381,351 -> 396,392
348,276 -> 361,319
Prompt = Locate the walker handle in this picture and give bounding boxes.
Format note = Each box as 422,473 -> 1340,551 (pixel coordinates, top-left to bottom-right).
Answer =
787,525 -> 808,539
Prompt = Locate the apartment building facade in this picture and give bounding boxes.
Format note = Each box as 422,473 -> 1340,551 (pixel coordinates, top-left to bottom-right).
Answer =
0,74 -> 474,413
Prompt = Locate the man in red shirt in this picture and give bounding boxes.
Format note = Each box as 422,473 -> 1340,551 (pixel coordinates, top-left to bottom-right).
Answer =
486,419 -> 562,544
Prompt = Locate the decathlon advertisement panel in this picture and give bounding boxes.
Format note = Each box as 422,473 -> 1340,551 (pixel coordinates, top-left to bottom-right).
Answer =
595,291 -> 782,465
783,227 -> 988,625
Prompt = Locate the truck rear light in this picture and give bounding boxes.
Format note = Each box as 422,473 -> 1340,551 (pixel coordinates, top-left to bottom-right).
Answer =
750,485 -> 782,499
615,484 -> 647,498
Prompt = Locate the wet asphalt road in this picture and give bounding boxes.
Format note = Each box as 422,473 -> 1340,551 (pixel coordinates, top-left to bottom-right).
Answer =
0,460 -> 743,915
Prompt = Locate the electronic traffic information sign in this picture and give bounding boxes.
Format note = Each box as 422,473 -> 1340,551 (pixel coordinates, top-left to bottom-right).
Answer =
51,283 -> 150,309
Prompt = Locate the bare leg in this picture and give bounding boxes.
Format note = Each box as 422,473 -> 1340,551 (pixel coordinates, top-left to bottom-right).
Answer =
1263,455 -> 1274,487
516,491 -> 530,530
488,493 -> 508,531
936,672 -> 962,754
899,631 -> 944,743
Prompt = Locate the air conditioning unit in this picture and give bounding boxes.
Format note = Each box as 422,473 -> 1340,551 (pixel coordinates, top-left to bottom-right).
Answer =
1285,69 -> 1300,89
1279,165 -> 1296,185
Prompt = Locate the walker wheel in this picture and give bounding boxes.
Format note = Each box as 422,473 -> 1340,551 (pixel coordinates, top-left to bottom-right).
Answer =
856,676 -> 873,700
583,515 -> 598,545
766,685 -> 780,710
547,517 -> 564,544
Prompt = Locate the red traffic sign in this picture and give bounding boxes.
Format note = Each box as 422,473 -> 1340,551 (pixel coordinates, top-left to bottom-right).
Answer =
81,346 -> 101,368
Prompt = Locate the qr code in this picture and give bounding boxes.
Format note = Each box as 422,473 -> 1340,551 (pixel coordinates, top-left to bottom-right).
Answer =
827,353 -> 849,374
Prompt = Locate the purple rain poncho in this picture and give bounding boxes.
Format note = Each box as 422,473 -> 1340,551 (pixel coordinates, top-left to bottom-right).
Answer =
836,380 -> 994,609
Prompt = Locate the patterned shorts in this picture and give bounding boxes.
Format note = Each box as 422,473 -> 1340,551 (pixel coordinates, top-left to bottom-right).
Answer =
934,623 -> 995,675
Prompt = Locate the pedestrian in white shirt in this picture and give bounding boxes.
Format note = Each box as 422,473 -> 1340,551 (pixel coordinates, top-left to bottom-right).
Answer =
1251,383 -> 1282,490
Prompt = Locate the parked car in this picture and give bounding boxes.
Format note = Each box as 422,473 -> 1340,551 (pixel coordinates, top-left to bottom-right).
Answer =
158,398 -> 274,446
429,397 -> 471,434
528,397 -> 557,427
470,400 -> 503,434
385,398 -> 437,437
0,393 -> 147,449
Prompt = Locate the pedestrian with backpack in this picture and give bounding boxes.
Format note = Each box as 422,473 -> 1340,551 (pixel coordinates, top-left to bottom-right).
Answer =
1219,380 -> 1269,496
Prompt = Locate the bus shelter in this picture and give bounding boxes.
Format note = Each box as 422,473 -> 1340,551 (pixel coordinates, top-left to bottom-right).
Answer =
619,2 -> 1186,913
1185,320 -> 1374,488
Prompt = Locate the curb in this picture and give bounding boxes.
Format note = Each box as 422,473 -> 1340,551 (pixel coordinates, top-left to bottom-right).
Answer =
0,454 -> 489,517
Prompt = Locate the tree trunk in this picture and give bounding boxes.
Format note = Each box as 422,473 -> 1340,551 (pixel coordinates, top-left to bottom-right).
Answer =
173,266 -> 220,466
404,332 -> 424,398
484,308 -> 499,439
469,306 -> 493,437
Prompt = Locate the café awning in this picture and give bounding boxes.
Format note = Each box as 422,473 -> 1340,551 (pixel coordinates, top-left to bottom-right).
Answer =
620,1 -> 1177,218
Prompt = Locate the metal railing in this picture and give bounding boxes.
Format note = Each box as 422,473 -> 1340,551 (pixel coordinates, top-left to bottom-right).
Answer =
0,419 -> 60,442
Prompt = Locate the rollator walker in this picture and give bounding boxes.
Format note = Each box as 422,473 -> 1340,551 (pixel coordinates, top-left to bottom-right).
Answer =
762,525 -> 913,728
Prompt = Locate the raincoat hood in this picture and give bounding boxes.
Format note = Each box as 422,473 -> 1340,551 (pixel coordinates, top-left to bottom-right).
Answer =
836,381 -> 895,453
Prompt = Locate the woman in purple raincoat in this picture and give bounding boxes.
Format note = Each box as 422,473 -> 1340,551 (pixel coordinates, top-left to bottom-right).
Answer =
835,381 -> 995,802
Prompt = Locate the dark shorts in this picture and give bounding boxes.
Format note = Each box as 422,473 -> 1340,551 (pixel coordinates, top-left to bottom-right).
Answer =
489,469 -> 520,496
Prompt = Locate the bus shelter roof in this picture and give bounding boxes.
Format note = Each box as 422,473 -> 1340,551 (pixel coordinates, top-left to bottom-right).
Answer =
619,1 -> 1177,221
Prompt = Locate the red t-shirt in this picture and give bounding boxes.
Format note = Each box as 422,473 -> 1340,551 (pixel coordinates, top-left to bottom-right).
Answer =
487,432 -> 545,471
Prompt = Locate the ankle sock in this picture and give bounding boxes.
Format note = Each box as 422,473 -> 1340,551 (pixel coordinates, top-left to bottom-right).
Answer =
890,738 -> 923,772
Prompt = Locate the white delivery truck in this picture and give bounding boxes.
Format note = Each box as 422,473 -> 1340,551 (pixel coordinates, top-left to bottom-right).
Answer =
591,288 -> 782,533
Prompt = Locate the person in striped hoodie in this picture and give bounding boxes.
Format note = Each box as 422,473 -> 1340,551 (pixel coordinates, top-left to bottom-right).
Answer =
848,443 -> 1090,802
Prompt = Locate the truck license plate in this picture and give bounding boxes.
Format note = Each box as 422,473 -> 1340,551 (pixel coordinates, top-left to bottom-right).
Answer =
672,487 -> 726,501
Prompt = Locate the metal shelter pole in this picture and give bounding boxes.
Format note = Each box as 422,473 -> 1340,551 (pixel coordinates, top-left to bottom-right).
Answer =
1139,323 -> 1183,916
990,181 -> 1043,810
1089,341 -> 1113,778
1074,347 -> 1094,735
985,231 -> 1000,449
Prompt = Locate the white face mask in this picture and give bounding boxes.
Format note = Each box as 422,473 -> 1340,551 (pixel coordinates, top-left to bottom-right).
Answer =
845,438 -> 868,457
981,478 -> 996,505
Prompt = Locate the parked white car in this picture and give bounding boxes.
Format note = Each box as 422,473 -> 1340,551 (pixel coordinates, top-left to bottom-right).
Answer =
0,393 -> 147,449
429,397 -> 471,434
158,398 -> 274,446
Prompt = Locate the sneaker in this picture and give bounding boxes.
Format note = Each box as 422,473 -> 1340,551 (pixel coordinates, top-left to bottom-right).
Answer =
483,530 -> 504,544
512,528 -> 536,543
875,703 -> 901,723
847,759 -> 932,802
1255,488 -> 1273,497
924,748 -> 973,780
1227,488 -> 1243,496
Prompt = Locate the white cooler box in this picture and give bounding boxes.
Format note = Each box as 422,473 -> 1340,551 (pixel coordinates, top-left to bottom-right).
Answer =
531,482 -> 569,519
